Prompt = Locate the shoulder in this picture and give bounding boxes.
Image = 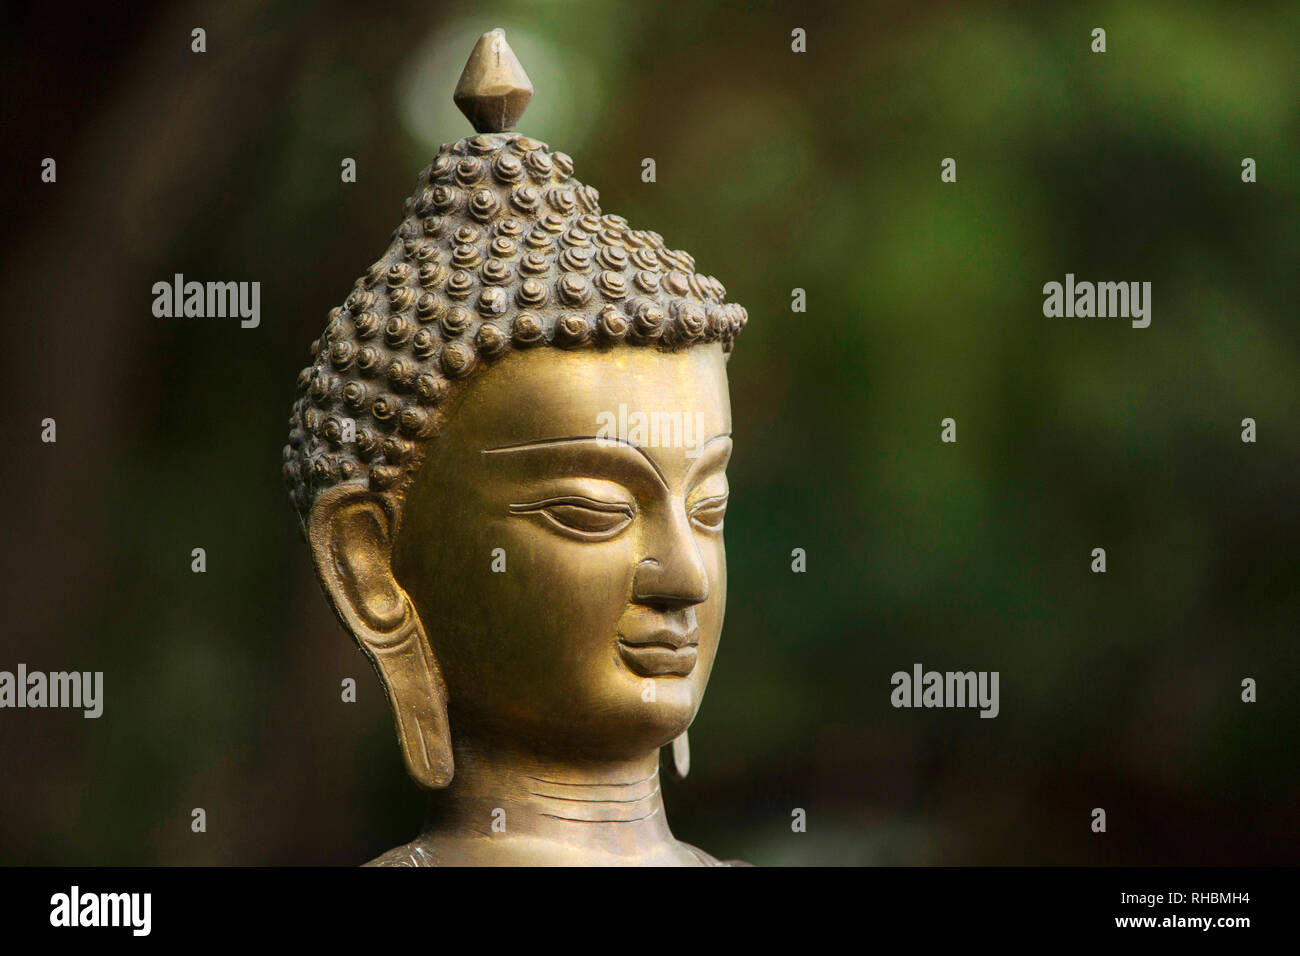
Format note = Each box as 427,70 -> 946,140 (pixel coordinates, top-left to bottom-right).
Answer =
363,841 -> 439,867
680,841 -> 753,867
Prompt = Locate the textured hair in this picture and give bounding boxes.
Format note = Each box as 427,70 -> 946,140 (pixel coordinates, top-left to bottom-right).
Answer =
283,131 -> 748,530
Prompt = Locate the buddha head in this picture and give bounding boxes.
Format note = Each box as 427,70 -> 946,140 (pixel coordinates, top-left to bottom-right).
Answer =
281,32 -> 749,848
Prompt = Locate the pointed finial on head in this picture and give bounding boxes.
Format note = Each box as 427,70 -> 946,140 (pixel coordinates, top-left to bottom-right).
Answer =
453,28 -> 534,134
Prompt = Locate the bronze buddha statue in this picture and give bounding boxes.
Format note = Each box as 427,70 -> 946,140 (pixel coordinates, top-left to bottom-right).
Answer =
282,30 -> 749,866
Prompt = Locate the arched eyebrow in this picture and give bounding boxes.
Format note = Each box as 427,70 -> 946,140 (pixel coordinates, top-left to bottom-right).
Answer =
483,433 -> 732,492
684,434 -> 733,484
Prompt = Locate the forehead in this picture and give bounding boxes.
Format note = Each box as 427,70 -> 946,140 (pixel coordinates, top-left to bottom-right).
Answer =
446,344 -> 731,448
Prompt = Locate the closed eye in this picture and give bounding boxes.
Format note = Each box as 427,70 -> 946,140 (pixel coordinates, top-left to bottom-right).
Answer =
509,496 -> 635,540
689,495 -> 728,531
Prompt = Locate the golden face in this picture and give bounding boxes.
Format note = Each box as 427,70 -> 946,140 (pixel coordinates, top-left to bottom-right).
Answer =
392,344 -> 732,760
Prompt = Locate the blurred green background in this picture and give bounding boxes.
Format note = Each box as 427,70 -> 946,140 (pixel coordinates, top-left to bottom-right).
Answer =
1,0 -> 1296,865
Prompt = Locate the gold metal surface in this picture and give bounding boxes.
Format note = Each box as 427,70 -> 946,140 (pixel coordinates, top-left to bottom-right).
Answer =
284,30 -> 750,866
454,29 -> 533,133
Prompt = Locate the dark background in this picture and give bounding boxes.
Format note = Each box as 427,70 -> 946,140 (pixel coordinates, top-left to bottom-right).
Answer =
1,0 -> 1296,865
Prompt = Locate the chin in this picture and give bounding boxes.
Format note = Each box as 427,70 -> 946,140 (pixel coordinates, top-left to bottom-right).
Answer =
617,678 -> 699,747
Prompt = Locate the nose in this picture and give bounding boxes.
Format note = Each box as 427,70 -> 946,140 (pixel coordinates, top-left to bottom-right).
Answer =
632,501 -> 710,609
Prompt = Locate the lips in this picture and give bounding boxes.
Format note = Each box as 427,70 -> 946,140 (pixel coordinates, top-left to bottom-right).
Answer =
617,629 -> 699,678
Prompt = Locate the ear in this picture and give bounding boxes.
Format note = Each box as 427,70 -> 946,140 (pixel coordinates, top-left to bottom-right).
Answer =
308,483 -> 453,789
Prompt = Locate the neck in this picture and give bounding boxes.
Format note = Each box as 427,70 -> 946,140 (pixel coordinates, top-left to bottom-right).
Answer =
419,739 -> 682,864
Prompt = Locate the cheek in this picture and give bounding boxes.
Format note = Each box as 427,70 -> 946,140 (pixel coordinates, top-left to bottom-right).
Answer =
483,516 -> 638,663
694,537 -> 728,666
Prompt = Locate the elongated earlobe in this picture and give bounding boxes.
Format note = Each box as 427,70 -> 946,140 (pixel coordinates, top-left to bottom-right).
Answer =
663,730 -> 690,781
359,606 -> 454,789
308,484 -> 454,789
